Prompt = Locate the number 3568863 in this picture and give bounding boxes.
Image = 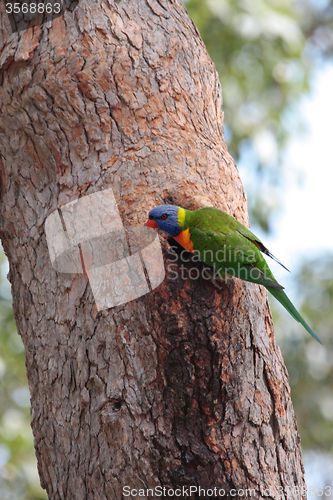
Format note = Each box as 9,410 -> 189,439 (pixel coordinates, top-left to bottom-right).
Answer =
5,3 -> 62,15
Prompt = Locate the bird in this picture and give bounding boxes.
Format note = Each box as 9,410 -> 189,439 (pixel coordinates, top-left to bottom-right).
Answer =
147,204 -> 322,344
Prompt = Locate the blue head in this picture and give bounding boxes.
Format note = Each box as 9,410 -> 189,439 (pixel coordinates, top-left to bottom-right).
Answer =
147,204 -> 182,236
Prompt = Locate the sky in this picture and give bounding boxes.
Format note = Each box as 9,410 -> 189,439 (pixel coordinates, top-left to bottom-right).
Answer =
273,64 -> 333,260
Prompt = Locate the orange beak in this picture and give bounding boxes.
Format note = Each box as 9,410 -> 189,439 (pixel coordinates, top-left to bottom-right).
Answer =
147,219 -> 158,228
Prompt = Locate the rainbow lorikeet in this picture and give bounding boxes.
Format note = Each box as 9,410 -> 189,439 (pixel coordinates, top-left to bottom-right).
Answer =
147,204 -> 322,344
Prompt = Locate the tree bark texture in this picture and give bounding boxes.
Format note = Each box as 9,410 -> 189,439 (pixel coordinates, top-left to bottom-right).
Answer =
0,0 -> 306,498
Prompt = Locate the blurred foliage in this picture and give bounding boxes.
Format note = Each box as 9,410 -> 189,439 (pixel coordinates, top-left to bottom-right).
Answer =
184,0 -> 333,231
0,250 -> 46,499
272,253 -> 333,453
1,1 -> 333,498
301,0 -> 333,58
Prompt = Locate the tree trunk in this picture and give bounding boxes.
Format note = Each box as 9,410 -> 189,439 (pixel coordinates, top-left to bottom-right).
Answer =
0,0 -> 306,498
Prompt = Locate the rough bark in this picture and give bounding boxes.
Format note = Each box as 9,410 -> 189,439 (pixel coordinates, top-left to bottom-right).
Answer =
0,0 -> 306,499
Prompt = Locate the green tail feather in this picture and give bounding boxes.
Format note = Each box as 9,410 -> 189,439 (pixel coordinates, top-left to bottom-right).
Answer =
268,287 -> 322,344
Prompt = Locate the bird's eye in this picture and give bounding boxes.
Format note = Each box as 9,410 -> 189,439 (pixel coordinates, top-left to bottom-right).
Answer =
161,214 -> 168,220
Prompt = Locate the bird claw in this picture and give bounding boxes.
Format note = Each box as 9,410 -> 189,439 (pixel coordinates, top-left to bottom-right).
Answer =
203,267 -> 230,289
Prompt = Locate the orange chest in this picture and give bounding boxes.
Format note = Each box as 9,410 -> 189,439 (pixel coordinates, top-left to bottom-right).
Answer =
173,228 -> 194,253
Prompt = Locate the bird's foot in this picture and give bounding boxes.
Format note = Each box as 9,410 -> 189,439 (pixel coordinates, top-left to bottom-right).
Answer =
204,267 -> 230,289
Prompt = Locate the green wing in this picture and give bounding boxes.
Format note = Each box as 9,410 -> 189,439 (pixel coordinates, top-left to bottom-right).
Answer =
233,218 -> 289,272
186,207 -> 282,288
190,226 -> 283,289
